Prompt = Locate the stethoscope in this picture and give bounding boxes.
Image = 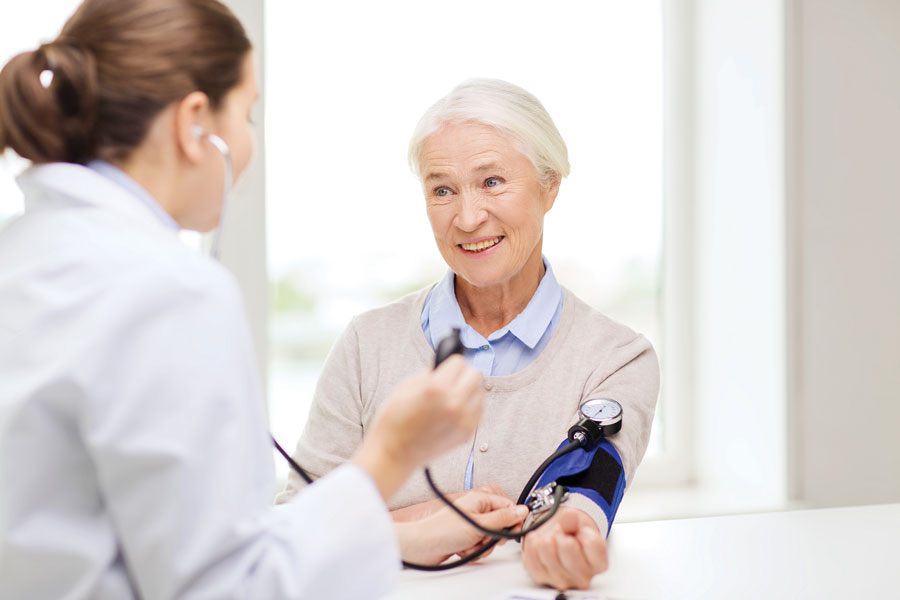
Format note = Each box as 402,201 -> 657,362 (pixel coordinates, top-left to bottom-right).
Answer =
273,327 -> 624,571
192,125 -> 232,261
200,131 -> 624,571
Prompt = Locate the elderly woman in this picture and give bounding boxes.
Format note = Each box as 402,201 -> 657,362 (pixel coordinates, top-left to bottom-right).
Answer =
279,79 -> 659,590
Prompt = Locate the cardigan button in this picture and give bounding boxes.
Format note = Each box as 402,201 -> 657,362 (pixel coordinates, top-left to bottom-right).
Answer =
479,443 -> 489,452
484,382 -> 493,391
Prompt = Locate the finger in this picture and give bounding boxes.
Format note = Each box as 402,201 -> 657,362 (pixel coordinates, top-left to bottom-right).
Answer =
424,358 -> 469,410
455,537 -> 487,560
456,389 -> 485,434
476,483 -> 510,499
576,526 -> 609,574
555,509 -> 582,535
442,366 -> 483,423
474,542 -> 497,560
556,534 -> 593,590
470,504 -> 529,531
474,492 -> 516,511
521,538 -> 552,587
432,354 -> 468,385
456,537 -> 499,561
534,533 -> 569,591
453,491 -> 513,513
480,491 -> 516,511
448,363 -> 484,401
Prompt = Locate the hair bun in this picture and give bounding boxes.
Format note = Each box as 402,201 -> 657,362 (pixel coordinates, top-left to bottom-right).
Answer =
2,0 -> 250,166
0,38 -> 98,164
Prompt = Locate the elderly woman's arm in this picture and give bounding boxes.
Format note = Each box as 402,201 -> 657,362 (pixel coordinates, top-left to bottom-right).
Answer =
520,334 -> 660,590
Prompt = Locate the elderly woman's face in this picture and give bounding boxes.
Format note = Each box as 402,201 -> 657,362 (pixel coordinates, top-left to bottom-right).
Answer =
419,122 -> 558,290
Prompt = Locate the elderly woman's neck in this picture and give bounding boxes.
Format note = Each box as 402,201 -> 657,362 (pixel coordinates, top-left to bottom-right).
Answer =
454,260 -> 546,338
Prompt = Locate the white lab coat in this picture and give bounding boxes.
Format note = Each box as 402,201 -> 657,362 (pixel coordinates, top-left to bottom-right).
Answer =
0,163 -> 400,599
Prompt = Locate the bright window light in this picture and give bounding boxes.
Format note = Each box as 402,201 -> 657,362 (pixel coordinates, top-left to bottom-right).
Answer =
265,0 -> 664,481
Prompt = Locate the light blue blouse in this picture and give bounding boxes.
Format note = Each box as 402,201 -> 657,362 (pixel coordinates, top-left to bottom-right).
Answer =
421,258 -> 564,488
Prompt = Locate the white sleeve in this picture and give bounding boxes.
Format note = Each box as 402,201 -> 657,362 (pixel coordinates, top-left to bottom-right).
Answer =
84,265 -> 400,600
269,464 -> 401,599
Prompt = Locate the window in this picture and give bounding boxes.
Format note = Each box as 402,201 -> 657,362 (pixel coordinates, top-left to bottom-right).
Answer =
265,1 -> 666,481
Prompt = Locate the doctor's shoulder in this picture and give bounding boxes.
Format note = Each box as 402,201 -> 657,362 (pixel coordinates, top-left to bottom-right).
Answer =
129,245 -> 243,319
78,222 -> 248,333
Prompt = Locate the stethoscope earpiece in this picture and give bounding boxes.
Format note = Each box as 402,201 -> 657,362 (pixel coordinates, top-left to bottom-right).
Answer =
192,127 -> 233,260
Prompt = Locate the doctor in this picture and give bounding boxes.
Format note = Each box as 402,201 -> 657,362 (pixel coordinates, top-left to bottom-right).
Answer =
0,1 -> 524,598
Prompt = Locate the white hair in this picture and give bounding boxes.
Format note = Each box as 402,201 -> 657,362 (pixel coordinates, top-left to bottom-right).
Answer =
408,78 -> 570,186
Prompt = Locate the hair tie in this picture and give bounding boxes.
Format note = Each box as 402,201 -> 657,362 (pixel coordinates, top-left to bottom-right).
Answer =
39,45 -> 58,89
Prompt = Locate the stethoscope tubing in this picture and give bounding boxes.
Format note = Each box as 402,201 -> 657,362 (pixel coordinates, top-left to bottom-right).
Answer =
400,439 -> 581,571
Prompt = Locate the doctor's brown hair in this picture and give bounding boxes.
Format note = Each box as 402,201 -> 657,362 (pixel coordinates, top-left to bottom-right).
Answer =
0,0 -> 251,165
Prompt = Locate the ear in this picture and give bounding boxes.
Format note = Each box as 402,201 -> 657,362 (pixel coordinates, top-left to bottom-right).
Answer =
174,91 -> 211,164
542,174 -> 561,214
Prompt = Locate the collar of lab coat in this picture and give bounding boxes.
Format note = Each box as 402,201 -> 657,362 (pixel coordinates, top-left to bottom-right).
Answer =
16,162 -> 180,238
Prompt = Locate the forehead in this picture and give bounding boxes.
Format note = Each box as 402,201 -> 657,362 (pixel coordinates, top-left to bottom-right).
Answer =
419,122 -> 531,175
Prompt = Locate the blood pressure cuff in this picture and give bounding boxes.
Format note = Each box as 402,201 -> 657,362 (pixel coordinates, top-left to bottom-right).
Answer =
533,439 -> 626,536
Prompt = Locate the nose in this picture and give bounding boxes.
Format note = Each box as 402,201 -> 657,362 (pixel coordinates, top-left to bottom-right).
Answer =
454,191 -> 488,232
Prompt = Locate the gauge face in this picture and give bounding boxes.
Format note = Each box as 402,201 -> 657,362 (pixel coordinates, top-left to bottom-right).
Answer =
579,398 -> 622,422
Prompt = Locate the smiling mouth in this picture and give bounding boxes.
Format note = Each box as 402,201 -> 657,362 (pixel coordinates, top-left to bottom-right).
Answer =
460,236 -> 504,253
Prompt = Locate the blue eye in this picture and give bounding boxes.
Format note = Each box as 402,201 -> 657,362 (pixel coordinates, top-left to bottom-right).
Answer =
435,187 -> 451,197
485,177 -> 502,187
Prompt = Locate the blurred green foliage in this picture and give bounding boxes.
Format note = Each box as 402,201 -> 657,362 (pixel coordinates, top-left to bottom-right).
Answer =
271,277 -> 317,313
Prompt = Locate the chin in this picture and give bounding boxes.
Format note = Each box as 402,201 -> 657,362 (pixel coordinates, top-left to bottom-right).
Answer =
455,267 -> 510,290
192,211 -> 222,233
201,218 -> 221,233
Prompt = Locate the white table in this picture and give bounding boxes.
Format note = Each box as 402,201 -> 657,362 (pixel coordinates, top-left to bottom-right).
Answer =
386,503 -> 900,599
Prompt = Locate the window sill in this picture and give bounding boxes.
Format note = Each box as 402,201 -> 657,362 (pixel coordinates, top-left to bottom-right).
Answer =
617,483 -> 805,523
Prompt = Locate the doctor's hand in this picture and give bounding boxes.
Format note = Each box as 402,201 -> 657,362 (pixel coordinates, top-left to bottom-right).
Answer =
352,355 -> 484,501
395,490 -> 528,565
521,507 -> 609,591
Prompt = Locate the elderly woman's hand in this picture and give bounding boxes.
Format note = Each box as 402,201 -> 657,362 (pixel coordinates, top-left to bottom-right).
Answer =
520,507 -> 609,590
395,489 -> 528,565
391,483 -> 511,523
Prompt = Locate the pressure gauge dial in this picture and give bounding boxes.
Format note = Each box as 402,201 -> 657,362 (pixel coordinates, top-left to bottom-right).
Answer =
568,398 -> 623,448
579,398 -> 623,427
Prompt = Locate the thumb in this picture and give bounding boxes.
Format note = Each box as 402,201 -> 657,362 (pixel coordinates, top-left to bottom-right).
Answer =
557,509 -> 582,535
472,504 -> 530,531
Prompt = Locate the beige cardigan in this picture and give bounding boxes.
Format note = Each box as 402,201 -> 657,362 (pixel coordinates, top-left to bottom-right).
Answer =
277,286 -> 659,533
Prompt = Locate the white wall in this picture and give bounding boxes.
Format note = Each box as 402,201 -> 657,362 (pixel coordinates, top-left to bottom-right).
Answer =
625,1 -> 789,520
652,0 -> 900,513
787,0 -> 900,506
219,0 -> 268,394
693,0 -> 788,503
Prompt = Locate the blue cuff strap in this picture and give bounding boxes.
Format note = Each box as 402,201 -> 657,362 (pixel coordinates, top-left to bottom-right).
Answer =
533,439 -> 626,533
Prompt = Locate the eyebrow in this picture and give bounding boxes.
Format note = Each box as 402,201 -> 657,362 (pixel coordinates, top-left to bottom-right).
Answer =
424,171 -> 449,182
